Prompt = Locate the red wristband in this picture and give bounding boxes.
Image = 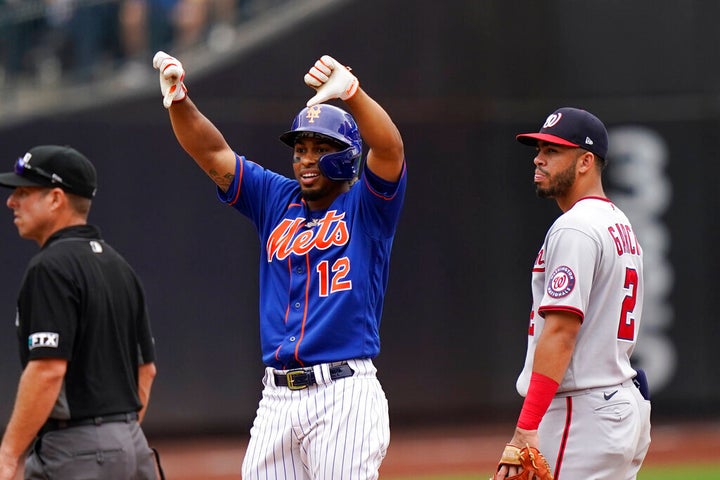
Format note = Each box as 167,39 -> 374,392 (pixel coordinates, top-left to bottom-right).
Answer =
517,372 -> 560,430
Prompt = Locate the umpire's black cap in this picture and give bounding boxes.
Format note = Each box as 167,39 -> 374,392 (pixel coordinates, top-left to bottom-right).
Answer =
0,145 -> 97,198
516,107 -> 608,160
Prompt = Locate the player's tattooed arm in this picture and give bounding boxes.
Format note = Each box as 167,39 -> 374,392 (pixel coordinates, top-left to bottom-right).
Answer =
167,96 -> 236,189
209,168 -> 235,192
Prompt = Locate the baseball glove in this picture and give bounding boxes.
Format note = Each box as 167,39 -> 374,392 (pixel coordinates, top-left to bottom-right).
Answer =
496,443 -> 553,480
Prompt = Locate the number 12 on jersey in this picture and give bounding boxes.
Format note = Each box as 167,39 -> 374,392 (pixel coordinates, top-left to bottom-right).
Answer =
316,257 -> 352,297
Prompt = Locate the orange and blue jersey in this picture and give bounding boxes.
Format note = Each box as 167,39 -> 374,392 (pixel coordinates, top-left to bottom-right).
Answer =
218,154 -> 407,369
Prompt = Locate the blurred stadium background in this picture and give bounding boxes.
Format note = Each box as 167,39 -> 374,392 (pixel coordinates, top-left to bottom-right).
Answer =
1,0 -> 719,473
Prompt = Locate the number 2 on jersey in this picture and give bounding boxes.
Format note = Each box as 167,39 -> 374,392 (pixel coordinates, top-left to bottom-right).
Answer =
317,257 -> 352,297
617,267 -> 639,341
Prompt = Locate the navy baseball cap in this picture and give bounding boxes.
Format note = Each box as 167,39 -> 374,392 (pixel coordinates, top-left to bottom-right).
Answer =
516,107 -> 608,159
0,145 -> 97,198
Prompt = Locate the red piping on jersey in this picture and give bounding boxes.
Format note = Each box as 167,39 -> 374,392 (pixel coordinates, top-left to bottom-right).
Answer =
532,267 -> 546,273
285,257 -> 293,324
538,305 -> 584,322
570,195 -> 611,209
274,345 -> 281,362
275,258 -> 294,365
363,162 -> 406,200
280,200 -> 308,366
274,258 -> 293,364
554,396 -> 572,480
227,156 -> 245,206
293,253 -> 311,367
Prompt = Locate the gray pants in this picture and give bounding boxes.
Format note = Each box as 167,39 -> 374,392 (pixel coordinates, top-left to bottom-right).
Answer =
25,420 -> 157,479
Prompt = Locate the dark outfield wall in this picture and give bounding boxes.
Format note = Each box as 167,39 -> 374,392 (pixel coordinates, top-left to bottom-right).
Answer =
1,0 -> 718,435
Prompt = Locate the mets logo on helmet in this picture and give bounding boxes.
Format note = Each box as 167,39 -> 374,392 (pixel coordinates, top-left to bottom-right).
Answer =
306,105 -> 322,123
547,265 -> 575,298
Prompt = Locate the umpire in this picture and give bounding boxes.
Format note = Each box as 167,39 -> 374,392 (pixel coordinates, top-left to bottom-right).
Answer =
0,145 -> 159,479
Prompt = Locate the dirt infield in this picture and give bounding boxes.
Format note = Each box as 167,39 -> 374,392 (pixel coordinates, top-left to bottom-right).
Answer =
147,419 -> 720,479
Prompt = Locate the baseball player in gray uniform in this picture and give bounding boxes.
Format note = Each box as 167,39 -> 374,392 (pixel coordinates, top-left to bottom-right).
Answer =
494,108 -> 651,480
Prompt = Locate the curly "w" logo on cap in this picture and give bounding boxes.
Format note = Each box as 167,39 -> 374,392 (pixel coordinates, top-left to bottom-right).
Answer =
543,112 -> 563,128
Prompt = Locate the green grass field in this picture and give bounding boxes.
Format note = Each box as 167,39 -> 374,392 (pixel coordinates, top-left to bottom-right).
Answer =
386,464 -> 720,480
638,465 -> 720,480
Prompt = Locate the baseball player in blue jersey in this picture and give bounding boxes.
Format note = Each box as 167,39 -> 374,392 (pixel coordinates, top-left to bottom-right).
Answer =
152,52 -> 406,479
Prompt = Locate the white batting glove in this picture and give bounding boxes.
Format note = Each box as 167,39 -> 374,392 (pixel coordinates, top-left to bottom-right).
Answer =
304,55 -> 359,107
152,51 -> 187,108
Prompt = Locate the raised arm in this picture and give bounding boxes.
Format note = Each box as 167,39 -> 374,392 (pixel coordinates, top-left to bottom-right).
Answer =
153,52 -> 237,192
304,55 -> 404,182
345,89 -> 404,182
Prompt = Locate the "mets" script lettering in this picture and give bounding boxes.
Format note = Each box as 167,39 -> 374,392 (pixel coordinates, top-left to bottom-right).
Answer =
266,210 -> 350,261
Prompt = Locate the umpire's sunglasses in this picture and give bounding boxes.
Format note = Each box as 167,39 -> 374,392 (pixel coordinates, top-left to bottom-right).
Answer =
14,156 -> 73,190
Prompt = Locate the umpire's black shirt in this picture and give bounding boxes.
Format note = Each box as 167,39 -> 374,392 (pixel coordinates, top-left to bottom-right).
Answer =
15,224 -> 156,420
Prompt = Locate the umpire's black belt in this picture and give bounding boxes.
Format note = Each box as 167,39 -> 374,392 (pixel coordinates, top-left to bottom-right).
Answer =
274,363 -> 354,390
39,411 -> 139,436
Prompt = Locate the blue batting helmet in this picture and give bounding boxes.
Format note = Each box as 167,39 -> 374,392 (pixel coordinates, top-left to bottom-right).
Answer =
279,104 -> 362,181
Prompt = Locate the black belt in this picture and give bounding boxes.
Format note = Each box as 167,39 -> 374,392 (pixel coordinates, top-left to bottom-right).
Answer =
274,363 -> 354,390
39,412 -> 139,436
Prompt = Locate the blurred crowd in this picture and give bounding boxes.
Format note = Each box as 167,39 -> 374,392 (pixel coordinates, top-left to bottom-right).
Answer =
0,0 -> 282,89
